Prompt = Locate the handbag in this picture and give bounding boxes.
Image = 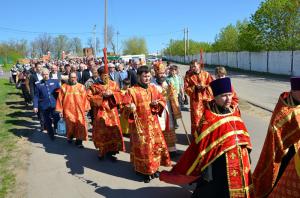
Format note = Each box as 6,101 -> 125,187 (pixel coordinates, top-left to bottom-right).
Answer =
57,118 -> 66,136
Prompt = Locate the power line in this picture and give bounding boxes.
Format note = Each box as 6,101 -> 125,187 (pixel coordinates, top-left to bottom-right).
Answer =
0,25 -> 183,39
0,26 -> 92,35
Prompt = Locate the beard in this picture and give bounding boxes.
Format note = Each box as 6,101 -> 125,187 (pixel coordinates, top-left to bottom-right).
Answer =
156,77 -> 166,85
69,81 -> 77,86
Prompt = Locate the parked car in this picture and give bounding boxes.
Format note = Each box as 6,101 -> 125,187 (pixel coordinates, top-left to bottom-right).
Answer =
146,56 -> 158,63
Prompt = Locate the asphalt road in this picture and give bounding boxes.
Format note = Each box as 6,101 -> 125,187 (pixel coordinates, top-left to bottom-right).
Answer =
26,104 -> 270,198
176,64 -> 290,112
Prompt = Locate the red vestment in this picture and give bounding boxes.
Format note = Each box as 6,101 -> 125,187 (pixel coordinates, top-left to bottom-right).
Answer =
124,84 -> 171,175
87,80 -> 125,156
253,92 -> 300,198
269,144 -> 300,198
160,101 -> 253,197
184,70 -> 213,138
56,83 -> 90,140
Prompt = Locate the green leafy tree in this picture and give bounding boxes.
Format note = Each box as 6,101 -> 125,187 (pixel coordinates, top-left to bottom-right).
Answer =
246,0 -> 300,50
164,40 -> 212,56
122,37 -> 148,55
212,24 -> 240,52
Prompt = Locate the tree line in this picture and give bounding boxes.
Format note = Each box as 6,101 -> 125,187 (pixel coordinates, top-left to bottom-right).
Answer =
164,0 -> 300,56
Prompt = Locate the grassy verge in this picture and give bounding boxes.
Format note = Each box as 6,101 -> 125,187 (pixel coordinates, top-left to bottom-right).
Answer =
0,79 -> 26,198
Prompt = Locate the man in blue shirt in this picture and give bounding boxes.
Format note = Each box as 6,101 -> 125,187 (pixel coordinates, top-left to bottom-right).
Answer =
33,68 -> 61,140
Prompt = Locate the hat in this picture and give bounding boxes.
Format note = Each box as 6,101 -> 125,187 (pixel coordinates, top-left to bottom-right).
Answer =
153,62 -> 165,73
290,77 -> 300,90
210,77 -> 232,97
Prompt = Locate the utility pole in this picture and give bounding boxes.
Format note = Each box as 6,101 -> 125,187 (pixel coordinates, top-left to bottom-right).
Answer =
184,28 -> 187,63
93,25 -> 97,57
104,0 -> 107,49
116,31 -> 120,55
187,27 -> 189,57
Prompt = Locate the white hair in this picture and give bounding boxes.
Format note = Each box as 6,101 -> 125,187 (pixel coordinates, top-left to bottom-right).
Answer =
41,68 -> 49,74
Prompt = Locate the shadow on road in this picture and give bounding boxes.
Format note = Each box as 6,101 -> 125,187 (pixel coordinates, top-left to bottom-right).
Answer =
95,186 -> 192,198
25,131 -> 144,182
5,95 -> 193,191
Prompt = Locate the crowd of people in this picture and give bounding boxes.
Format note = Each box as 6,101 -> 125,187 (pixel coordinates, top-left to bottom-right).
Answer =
10,57 -> 300,197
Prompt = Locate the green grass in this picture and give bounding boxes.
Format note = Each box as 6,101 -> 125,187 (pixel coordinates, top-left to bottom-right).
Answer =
0,79 -> 20,198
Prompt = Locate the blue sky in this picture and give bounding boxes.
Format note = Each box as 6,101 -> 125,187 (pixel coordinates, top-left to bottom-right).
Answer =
0,0 -> 264,54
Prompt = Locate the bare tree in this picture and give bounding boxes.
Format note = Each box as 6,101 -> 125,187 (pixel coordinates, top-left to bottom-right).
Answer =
53,35 -> 69,59
86,37 -> 101,55
107,25 -> 116,54
34,33 -> 53,57
70,37 -> 83,56
30,41 -> 38,58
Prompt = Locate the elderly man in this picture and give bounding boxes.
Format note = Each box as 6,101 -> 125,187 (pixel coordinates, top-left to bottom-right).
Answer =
117,63 -> 128,88
33,68 -> 60,140
84,67 -> 99,90
108,63 -> 122,88
253,77 -> 300,198
151,63 -> 179,157
160,77 -> 253,198
56,72 -> 90,148
77,63 -> 86,84
49,64 -> 62,81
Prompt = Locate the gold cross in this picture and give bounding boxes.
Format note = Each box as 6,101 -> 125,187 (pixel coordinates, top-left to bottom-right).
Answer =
231,169 -> 238,177
230,153 -> 236,160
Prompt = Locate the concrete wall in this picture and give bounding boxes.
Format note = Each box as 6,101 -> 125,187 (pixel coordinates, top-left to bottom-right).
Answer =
251,52 -> 268,72
211,53 -> 219,65
166,50 -> 299,76
268,51 -> 292,75
293,51 -> 300,76
237,51 -> 250,70
227,52 -> 237,68
219,52 -> 228,66
204,53 -> 212,65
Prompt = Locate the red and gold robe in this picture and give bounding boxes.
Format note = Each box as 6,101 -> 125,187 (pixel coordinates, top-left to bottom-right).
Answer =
269,144 -> 300,198
160,101 -> 253,198
87,80 -> 125,157
124,84 -> 171,175
184,70 -> 213,138
56,83 -> 90,140
151,79 -> 178,152
253,92 -> 300,198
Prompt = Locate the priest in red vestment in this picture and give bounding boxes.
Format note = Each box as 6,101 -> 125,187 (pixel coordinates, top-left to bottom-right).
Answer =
160,77 -> 253,198
87,66 -> 125,161
253,77 -> 300,198
123,66 -> 171,183
184,59 -> 213,138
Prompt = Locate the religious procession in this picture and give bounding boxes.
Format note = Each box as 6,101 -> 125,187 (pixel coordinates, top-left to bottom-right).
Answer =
8,47 -> 300,198
0,0 -> 299,197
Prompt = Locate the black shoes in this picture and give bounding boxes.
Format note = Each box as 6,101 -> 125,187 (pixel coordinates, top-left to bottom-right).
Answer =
143,175 -> 151,183
169,151 -> 178,158
153,171 -> 160,178
136,171 -> 159,183
98,155 -> 104,161
75,140 -> 84,148
106,152 -> 118,162
97,151 -> 118,162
